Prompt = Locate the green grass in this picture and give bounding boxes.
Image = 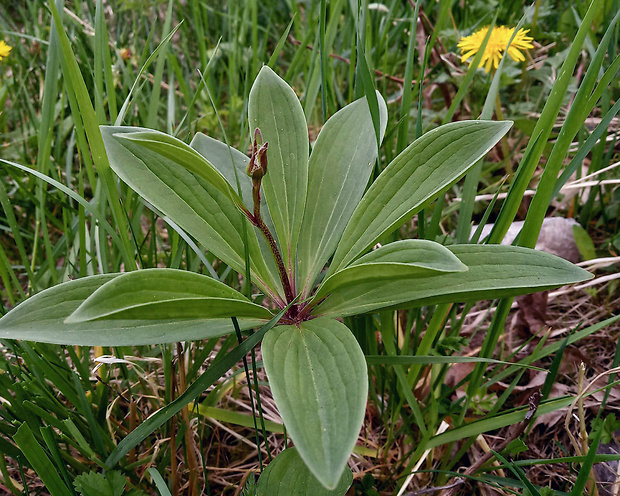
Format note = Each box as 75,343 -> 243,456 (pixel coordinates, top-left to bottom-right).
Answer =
0,0 -> 619,494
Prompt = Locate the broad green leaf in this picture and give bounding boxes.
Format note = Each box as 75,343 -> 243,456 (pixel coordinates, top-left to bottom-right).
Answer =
190,133 -> 253,211
350,239 -> 466,267
262,318 -> 367,490
190,133 -> 283,294
0,275 -> 263,346
314,240 -> 467,300
256,447 -> 353,496
66,269 -> 273,322
328,120 -> 513,274
311,245 -> 592,318
114,129 -> 244,208
190,133 -> 278,234
296,92 -> 388,296
100,126 -> 283,302
249,66 -> 309,275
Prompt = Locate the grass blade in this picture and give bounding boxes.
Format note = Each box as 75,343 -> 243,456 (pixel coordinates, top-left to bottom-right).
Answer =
489,0 -> 604,245
148,467 -> 173,496
49,2 -> 137,271
13,423 -> 73,496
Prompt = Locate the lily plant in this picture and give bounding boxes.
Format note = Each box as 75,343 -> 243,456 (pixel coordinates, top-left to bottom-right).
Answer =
0,67 -> 591,492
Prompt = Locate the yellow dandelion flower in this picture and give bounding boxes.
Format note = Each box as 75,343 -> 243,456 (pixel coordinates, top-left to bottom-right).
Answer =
0,41 -> 12,61
457,25 -> 534,73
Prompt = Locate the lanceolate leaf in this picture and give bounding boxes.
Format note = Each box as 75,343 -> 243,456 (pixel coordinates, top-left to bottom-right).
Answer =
190,133 -> 256,215
66,269 -> 273,322
314,240 -> 467,300
190,133 -> 279,239
350,239 -> 467,267
190,133 -> 283,295
262,318 -> 367,490
311,245 -> 592,318
249,66 -> 309,275
100,126 -> 283,302
296,92 -> 388,296
257,447 -> 353,496
328,120 -> 513,274
114,129 -> 244,208
0,276 -> 263,346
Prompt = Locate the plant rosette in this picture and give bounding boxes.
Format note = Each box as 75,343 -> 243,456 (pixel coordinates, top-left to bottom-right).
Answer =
0,66 -> 592,492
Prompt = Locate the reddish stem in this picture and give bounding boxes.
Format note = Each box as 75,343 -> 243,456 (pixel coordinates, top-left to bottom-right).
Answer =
249,183 -> 296,308
244,128 -> 297,315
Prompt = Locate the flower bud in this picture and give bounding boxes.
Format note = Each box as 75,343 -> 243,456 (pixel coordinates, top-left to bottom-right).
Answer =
246,128 -> 268,181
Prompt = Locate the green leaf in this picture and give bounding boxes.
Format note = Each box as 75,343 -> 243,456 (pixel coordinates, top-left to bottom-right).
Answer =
0,275 -> 262,346
328,120 -> 513,273
426,395 -> 576,450
147,468 -> 173,496
311,245 -> 592,318
490,450 -> 541,496
314,240 -> 467,302
13,423 -> 73,496
190,133 -> 255,212
100,126 -> 283,302
296,92 -> 388,295
248,66 -> 309,274
503,439 -> 529,456
74,471 -> 126,496
114,129 -> 244,208
256,447 -> 353,496
572,224 -> 596,261
261,318 -> 367,490
194,405 -> 285,434
349,239 -> 465,268
66,269 -> 273,322
49,2 -> 137,271
190,133 -> 278,237
365,355 -> 544,371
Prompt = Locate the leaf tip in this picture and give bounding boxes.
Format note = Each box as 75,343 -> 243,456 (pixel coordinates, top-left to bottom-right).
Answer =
576,266 -> 595,282
501,118 -> 514,128
257,64 -> 277,79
